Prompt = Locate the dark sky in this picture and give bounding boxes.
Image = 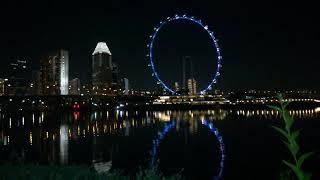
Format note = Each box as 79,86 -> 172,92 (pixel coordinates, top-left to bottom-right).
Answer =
0,0 -> 319,90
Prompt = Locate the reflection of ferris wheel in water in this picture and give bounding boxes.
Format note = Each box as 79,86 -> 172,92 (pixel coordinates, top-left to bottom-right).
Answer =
149,119 -> 225,179
147,15 -> 222,95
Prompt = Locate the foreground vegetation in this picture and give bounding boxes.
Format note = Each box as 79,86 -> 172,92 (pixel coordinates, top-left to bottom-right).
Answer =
0,163 -> 181,180
269,94 -> 314,180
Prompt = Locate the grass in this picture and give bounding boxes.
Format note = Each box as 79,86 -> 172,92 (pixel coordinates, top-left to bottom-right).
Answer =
0,163 -> 181,180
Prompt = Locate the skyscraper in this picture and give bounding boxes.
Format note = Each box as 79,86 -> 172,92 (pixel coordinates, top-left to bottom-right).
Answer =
174,82 -> 180,92
31,70 -> 41,95
124,78 -> 129,95
40,49 -> 69,95
181,56 -> 195,95
111,62 -> 120,91
60,50 -> 69,95
0,79 -> 4,96
69,78 -> 80,95
7,59 -> 29,95
92,42 -> 113,95
187,78 -> 197,95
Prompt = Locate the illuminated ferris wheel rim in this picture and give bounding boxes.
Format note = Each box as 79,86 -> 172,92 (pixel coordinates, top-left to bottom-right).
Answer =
147,14 -> 222,95
149,119 -> 225,179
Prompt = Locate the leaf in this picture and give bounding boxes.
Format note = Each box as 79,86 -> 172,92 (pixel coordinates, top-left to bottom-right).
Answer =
297,152 -> 314,169
282,110 -> 290,121
272,126 -> 290,140
283,160 -> 302,179
282,140 -> 291,152
283,160 -> 298,173
291,130 -> 300,140
290,141 -> 300,158
285,115 -> 295,132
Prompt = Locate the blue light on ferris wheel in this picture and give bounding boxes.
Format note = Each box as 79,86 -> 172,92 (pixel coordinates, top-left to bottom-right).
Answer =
147,15 -> 222,95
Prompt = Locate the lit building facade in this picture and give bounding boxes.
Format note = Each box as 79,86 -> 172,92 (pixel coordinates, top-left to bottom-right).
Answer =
0,79 -> 4,96
80,84 -> 91,96
111,62 -> 121,91
188,78 -> 197,95
30,70 -> 41,95
60,50 -> 69,95
40,49 -> 69,95
181,56 -> 194,95
124,78 -> 129,95
69,78 -> 80,95
92,42 -> 113,95
174,82 -> 180,92
6,60 -> 29,95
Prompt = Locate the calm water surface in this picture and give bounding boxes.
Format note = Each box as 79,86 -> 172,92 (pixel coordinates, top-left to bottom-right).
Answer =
1,108 -> 320,179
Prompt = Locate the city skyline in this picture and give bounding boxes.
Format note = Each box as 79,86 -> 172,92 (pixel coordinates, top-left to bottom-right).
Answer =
1,2 -> 320,179
0,0 -> 319,91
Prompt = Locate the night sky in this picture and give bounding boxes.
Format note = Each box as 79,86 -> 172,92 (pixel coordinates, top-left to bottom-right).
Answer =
0,0 -> 319,90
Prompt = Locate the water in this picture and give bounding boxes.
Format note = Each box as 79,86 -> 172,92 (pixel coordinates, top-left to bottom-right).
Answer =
1,108 -> 320,179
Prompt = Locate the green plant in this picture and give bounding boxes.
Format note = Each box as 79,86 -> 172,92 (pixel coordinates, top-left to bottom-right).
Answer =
269,94 -> 314,180
0,163 -> 182,180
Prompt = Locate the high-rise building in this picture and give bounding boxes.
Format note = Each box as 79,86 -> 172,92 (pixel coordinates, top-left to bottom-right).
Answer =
188,78 -> 197,95
0,79 -> 4,96
181,56 -> 194,95
6,60 -> 29,95
92,42 -> 113,95
124,78 -> 129,95
80,84 -> 91,96
111,62 -> 120,91
69,78 -> 80,95
60,51 -> 69,95
40,49 -> 69,95
174,82 -> 180,92
30,70 -> 41,95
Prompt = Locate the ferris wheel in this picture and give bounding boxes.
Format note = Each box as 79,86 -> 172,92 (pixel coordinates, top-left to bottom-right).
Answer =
147,15 -> 222,95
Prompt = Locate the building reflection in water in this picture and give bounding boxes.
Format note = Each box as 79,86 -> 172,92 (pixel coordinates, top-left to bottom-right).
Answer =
125,120 -> 130,136
59,124 -> 68,164
0,107 -> 320,167
73,111 -> 80,120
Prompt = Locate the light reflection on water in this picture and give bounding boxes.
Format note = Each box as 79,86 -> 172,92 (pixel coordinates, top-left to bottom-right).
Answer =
234,108 -> 320,119
1,108 -> 320,144
59,124 -> 68,164
0,107 -> 320,178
